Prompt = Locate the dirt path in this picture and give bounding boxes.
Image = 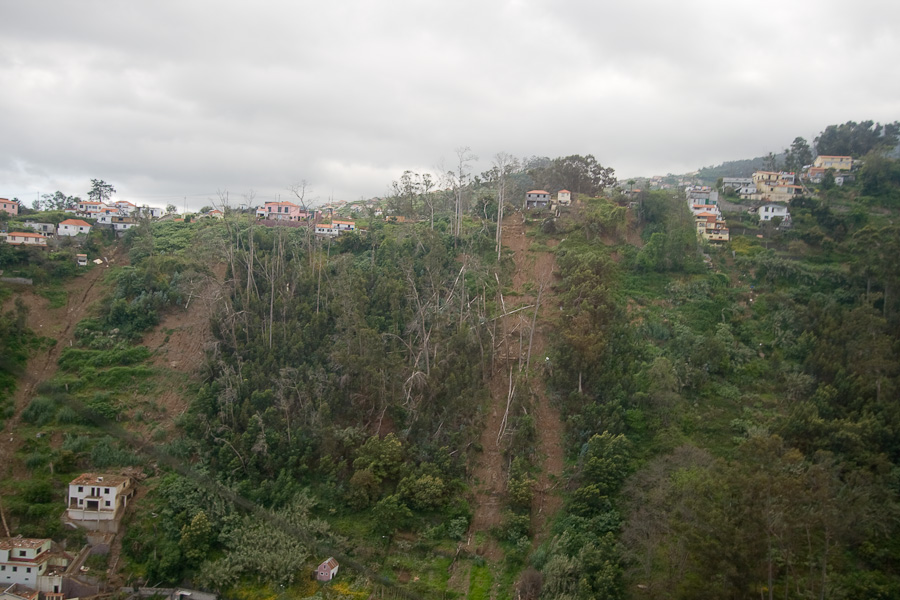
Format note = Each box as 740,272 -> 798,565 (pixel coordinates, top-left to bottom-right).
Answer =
466,213 -> 566,563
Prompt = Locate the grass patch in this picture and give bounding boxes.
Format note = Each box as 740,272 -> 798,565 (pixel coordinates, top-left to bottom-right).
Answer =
39,287 -> 68,309
468,562 -> 493,600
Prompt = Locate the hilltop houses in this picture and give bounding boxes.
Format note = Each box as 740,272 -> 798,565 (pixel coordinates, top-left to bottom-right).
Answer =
759,204 -> 791,225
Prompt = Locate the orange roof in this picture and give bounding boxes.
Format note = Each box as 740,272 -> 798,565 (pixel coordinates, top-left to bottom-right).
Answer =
527,190 -> 550,195
558,189 -> 571,193
333,219 -> 354,225
695,212 -> 718,217
8,231 -> 45,238
60,219 -> 91,227
264,201 -> 299,207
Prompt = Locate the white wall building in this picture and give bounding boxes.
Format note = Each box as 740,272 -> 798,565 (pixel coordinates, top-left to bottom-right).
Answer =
67,473 -> 134,531
759,204 -> 791,222
0,539 -> 51,590
57,219 -> 92,237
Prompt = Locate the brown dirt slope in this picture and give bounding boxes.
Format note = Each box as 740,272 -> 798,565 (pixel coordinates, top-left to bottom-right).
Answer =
0,252 -> 120,478
466,212 -> 565,561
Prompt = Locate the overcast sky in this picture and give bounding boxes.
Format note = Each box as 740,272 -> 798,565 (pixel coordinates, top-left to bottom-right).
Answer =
2,1 -> 898,210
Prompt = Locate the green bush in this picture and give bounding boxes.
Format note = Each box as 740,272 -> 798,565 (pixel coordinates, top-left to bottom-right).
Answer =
21,396 -> 58,426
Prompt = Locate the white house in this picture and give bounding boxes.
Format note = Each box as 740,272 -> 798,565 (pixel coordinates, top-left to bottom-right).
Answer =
557,190 -> 572,206
759,204 -> 790,223
57,219 -> 92,237
315,224 -> 338,237
332,219 -> 355,232
67,473 -> 134,531
0,538 -> 51,590
316,557 -> 339,582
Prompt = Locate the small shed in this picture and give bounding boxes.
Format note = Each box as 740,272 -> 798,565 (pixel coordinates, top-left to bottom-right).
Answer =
316,557 -> 339,581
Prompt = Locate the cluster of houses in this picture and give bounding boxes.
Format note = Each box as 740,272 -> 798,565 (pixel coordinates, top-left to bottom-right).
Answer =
721,155 -> 854,203
687,187 -> 730,243
255,200 -> 357,238
0,197 -> 170,251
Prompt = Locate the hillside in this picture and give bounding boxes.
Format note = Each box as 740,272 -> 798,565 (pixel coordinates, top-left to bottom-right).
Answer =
2,145 -> 900,599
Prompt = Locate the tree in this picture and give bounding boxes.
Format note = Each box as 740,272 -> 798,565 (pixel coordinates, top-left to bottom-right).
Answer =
165,204 -> 177,214
38,191 -> 79,211
815,120 -> 900,157
784,137 -> 812,173
88,179 -> 116,203
531,154 -> 617,197
763,152 -> 779,172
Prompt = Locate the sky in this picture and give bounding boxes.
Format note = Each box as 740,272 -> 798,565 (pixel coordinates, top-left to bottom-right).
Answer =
2,0 -> 899,210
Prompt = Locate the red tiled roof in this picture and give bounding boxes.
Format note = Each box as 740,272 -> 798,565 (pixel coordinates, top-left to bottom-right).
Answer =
527,190 -> 550,195
60,219 -> 91,227
8,232 -> 45,238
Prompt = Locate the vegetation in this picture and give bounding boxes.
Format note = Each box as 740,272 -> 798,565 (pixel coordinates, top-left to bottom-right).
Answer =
4,131 -> 900,598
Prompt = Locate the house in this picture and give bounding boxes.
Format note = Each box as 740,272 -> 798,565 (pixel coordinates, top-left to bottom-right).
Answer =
108,216 -> 137,232
256,201 -> 311,221
0,583 -> 39,600
332,219 -> 355,232
0,199 -> 18,217
813,155 -> 852,171
685,186 -> 719,205
557,190 -> 572,206
525,190 -> 550,209
314,224 -> 338,237
721,177 -> 752,190
75,201 -> 107,217
134,205 -> 163,218
76,254 -> 88,267
690,204 -> 720,217
752,171 -> 795,186
759,204 -> 791,224
66,473 -> 135,531
754,183 -> 802,203
3,233 -> 47,247
0,538 -> 52,590
695,212 -> 729,242
19,222 -> 55,235
57,219 -> 92,237
316,557 -> 339,582
113,200 -> 137,215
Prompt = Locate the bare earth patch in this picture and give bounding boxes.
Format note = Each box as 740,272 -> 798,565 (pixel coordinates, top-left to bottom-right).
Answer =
466,213 -> 565,562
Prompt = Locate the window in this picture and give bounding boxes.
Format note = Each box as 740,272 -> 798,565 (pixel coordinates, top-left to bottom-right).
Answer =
104,488 -> 110,494
105,500 -> 111,506
13,567 -> 18,572
19,551 -> 26,557
26,568 -> 31,573
78,486 -> 83,492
